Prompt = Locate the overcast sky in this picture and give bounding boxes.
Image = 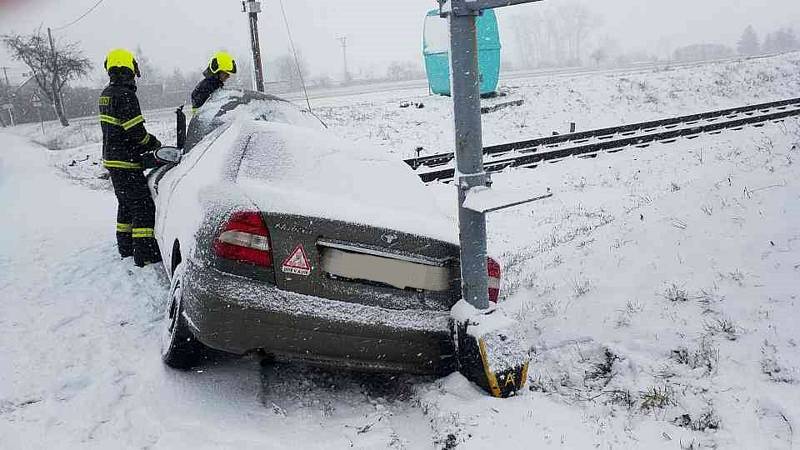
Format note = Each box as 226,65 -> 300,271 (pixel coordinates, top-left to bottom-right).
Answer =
1,0 -> 799,86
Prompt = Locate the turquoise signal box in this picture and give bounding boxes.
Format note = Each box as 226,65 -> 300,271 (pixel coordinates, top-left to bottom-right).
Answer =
423,9 -> 501,96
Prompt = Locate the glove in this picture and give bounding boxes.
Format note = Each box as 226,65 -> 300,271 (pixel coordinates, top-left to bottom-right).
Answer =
141,151 -> 160,169
139,135 -> 164,169
144,134 -> 162,153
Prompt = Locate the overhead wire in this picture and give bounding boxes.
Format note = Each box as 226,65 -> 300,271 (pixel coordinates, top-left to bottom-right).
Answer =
277,0 -> 313,113
52,0 -> 106,31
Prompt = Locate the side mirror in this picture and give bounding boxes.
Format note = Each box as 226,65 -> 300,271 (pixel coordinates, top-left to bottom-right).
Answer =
155,146 -> 182,164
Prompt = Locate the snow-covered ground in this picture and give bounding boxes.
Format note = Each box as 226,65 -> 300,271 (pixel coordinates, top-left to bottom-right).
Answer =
1,53 -> 799,449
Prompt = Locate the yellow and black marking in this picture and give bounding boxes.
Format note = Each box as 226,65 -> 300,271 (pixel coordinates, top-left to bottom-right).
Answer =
121,115 -> 144,130
132,227 -> 154,239
98,114 -> 144,131
454,321 -> 529,398
116,223 -> 132,233
477,338 -> 529,398
102,160 -> 142,169
477,338 -> 502,397
99,114 -> 120,126
98,96 -> 111,106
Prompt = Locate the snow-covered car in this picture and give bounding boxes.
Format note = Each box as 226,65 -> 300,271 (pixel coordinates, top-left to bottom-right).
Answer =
148,90 -> 502,374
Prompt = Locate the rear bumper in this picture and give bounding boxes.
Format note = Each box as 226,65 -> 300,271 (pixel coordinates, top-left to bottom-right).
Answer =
182,260 -> 457,375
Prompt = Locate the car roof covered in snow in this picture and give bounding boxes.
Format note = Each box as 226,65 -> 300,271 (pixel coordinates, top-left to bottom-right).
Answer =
185,89 -> 325,150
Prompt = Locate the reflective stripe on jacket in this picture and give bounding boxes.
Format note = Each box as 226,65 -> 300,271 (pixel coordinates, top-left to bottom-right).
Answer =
100,69 -> 159,170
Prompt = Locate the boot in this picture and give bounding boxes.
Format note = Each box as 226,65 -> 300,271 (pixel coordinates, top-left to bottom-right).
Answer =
133,238 -> 162,267
117,231 -> 133,258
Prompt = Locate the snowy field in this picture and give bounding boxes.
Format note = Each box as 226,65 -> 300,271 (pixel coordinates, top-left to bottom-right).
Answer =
1,52 -> 799,449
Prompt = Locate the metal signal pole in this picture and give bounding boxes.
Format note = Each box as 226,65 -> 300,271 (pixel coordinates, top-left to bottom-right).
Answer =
440,0 -> 548,400
449,10 -> 489,309
442,0 -> 544,310
243,1 -> 265,92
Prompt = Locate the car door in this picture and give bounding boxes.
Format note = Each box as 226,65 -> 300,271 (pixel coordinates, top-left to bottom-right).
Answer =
154,126 -> 230,267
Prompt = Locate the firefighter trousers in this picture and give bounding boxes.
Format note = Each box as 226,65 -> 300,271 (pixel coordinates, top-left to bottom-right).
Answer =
109,169 -> 162,267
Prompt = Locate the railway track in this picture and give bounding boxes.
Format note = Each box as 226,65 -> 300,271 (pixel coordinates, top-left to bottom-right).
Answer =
406,97 -> 800,183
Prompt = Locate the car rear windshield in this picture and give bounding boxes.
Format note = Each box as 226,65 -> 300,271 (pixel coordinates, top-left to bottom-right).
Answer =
185,90 -> 324,150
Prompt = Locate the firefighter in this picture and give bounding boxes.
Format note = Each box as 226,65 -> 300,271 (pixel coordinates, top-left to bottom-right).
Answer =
191,51 -> 237,113
100,48 -> 163,267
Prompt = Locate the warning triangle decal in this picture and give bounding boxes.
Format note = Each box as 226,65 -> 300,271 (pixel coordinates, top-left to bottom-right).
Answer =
281,244 -> 311,276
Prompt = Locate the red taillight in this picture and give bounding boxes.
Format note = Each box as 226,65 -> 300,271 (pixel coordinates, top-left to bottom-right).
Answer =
487,256 -> 501,303
213,211 -> 272,267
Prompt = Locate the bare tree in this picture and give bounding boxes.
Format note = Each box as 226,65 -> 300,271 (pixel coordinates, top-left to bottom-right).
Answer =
134,45 -> 162,85
164,68 -> 186,92
557,2 -> 599,65
2,29 -> 92,126
763,27 -> 800,54
510,2 -> 599,69
511,11 -> 548,68
0,77 -> 9,127
273,51 -> 308,90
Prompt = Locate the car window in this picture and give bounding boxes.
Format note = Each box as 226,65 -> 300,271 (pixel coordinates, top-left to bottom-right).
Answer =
174,123 -> 232,180
184,89 -> 324,150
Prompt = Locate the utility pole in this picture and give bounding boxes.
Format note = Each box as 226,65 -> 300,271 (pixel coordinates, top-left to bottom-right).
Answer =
47,28 -> 60,89
47,27 -> 69,126
1,67 -> 10,87
0,68 -> 7,127
242,1 -> 265,92
337,36 -> 350,84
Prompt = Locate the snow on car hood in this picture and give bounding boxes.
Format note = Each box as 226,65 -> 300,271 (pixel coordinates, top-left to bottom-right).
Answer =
234,120 -> 458,244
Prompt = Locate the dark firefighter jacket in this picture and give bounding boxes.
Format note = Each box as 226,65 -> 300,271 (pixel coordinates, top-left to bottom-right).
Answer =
191,69 -> 224,113
99,69 -> 160,170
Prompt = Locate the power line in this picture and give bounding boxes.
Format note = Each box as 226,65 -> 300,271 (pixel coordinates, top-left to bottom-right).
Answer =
277,0 -> 312,113
52,0 -> 106,31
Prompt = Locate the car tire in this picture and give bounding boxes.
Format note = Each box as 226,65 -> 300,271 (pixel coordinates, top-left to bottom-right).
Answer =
161,262 -> 207,370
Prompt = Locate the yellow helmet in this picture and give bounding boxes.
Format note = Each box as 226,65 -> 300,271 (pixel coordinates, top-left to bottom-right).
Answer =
208,51 -> 237,74
104,48 -> 141,77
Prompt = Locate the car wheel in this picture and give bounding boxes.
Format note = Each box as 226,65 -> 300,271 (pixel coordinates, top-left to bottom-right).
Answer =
161,262 -> 207,370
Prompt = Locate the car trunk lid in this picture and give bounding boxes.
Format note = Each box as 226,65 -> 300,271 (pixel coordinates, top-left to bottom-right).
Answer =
264,213 -> 461,311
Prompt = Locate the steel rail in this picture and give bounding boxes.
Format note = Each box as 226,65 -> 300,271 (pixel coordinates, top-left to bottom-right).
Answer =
416,106 -> 800,183
405,97 -> 800,170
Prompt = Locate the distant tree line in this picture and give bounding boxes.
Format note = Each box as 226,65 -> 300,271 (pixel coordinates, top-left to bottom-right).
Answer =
654,25 -> 799,63
507,4 -> 800,70
511,2 -> 600,68
738,25 -> 799,56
